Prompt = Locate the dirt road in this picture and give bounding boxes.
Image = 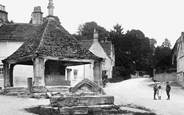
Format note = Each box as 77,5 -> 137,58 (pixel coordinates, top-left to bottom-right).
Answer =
0,95 -> 49,115
104,78 -> 184,115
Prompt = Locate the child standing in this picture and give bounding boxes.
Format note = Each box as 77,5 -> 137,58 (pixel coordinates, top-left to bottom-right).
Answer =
157,86 -> 162,100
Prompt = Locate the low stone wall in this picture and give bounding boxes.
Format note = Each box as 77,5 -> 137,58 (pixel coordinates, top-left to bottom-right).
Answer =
50,95 -> 114,107
154,72 -> 177,82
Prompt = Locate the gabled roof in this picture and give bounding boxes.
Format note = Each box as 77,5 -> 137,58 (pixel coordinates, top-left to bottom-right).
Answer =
171,32 -> 184,64
172,32 -> 184,56
0,23 -> 37,41
81,40 -> 113,56
80,40 -> 93,49
3,18 -> 101,64
100,41 -> 112,56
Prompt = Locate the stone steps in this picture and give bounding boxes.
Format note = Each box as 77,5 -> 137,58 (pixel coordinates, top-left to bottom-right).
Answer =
4,86 -> 71,97
4,87 -> 28,96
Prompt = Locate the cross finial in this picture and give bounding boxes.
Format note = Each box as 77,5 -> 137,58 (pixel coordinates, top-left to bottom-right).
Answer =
47,0 -> 54,16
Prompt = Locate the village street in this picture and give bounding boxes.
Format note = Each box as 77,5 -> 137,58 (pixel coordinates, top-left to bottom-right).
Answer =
0,95 -> 49,115
104,78 -> 184,115
0,78 -> 184,115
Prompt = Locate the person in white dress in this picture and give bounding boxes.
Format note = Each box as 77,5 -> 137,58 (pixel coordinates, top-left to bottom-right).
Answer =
157,86 -> 162,100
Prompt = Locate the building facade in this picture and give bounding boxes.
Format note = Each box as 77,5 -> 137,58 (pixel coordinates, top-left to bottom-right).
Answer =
172,32 -> 184,86
0,1 -> 103,89
66,30 -> 115,85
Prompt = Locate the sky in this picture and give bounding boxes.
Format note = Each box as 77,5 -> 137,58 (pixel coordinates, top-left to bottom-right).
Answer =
1,0 -> 184,47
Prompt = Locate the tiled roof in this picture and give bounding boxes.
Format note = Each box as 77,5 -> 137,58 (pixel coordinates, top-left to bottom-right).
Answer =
0,23 -> 37,41
3,18 -> 100,63
100,41 -> 112,56
81,40 -> 112,56
80,40 -> 93,49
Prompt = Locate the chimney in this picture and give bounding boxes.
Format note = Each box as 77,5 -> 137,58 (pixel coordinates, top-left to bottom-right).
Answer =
31,6 -> 43,25
47,0 -> 54,16
93,29 -> 99,43
0,4 -> 8,23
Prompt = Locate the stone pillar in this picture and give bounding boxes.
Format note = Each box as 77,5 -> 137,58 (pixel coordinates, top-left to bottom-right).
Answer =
9,64 -> 15,87
33,57 -> 45,86
93,60 -> 102,86
3,62 -> 10,87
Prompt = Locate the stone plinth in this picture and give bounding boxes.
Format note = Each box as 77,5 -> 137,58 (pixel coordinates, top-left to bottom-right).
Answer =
27,105 -> 123,115
59,105 -> 122,115
50,95 -> 114,107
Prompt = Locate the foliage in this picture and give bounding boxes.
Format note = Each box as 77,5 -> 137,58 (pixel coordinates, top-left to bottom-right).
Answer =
109,27 -> 154,78
153,46 -> 172,73
74,21 -> 108,41
74,22 -> 174,79
162,38 -> 172,48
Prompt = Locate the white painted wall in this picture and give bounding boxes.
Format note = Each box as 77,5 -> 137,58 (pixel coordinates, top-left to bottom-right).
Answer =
13,65 -> 33,87
66,40 -> 114,86
89,42 -> 112,78
66,64 -> 94,86
0,41 -> 33,87
0,41 -> 23,64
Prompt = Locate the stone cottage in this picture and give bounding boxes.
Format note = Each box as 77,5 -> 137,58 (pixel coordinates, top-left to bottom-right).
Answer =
0,1 -> 103,91
172,32 -> 184,86
66,30 -> 115,85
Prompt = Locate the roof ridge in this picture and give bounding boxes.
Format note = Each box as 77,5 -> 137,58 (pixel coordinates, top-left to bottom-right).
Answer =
34,19 -> 51,54
4,23 -> 35,25
91,41 -> 112,60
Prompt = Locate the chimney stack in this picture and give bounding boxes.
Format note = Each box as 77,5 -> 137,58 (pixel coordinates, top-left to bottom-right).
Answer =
0,4 -> 8,23
47,0 -> 54,16
31,6 -> 43,25
93,29 -> 99,43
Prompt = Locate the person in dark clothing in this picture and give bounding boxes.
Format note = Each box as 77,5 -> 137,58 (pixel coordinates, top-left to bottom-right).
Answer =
166,82 -> 171,100
153,80 -> 158,100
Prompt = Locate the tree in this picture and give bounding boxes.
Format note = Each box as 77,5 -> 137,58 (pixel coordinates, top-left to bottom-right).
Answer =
150,38 -> 157,52
112,24 -> 124,35
75,21 -> 108,41
109,28 -> 154,79
124,30 -> 153,74
162,38 -> 172,48
152,38 -> 172,73
153,45 -> 172,73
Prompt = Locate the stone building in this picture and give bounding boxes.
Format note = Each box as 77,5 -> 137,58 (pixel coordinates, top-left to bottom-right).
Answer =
66,30 -> 115,85
0,1 -> 103,91
172,32 -> 184,86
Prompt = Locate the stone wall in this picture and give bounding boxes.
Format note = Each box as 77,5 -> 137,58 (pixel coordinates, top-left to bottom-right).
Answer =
154,72 -> 177,82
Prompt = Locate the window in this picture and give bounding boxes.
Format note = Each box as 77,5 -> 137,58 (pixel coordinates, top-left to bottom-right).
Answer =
102,60 -> 106,65
74,69 -> 78,79
0,68 -> 3,75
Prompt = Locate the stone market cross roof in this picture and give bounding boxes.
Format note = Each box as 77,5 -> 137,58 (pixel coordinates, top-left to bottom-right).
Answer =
2,18 -> 101,64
